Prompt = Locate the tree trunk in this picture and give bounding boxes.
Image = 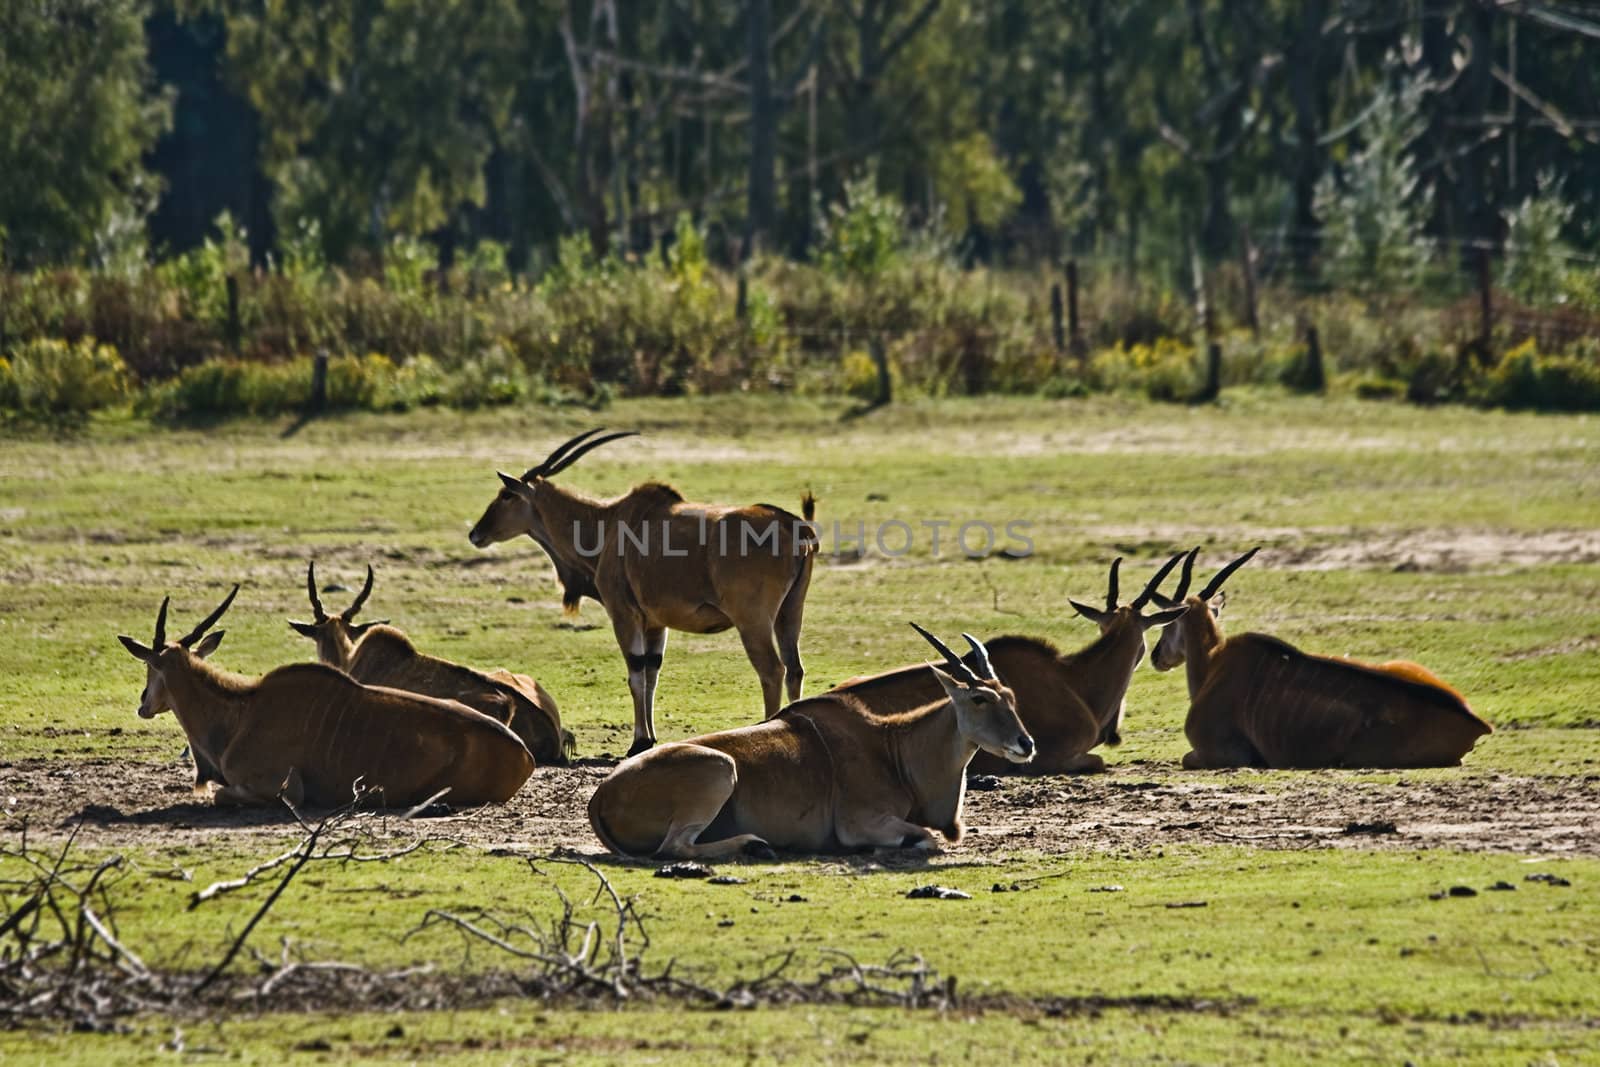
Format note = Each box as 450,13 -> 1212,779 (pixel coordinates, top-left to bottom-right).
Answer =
745,0 -> 777,257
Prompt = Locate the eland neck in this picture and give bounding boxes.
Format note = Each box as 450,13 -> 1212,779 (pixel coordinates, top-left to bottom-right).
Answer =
1065,617 -> 1148,730
1180,598 -> 1227,698
890,699 -> 977,831
159,652 -> 253,755
530,481 -> 612,581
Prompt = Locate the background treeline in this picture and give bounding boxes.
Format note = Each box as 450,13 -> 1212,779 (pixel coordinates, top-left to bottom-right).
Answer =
3,0 -> 1600,420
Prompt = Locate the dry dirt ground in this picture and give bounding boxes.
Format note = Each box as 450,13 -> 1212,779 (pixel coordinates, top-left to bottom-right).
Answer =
4,755 -> 1597,861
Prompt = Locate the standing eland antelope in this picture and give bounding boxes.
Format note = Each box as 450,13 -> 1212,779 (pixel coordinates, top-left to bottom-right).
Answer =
830,555 -> 1189,774
288,562 -> 573,764
118,586 -> 535,807
1149,547 -> 1492,769
467,428 -> 817,756
586,625 -> 1033,859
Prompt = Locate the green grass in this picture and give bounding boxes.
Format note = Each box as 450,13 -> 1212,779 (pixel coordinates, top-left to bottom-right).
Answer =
1,843 -> 1595,1064
2,392 -> 1597,762
3,393 -> 1599,1061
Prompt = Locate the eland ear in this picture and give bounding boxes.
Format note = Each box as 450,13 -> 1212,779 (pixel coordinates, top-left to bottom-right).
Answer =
1068,599 -> 1111,626
1212,590 -> 1228,616
287,620 -> 319,638
928,663 -> 967,701
192,630 -> 226,659
118,635 -> 154,662
352,619 -> 389,635
497,471 -> 529,494
1143,604 -> 1191,628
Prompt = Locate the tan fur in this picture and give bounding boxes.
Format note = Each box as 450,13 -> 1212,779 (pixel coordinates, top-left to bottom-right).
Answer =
588,668 -> 1033,859
293,567 -> 571,764
470,447 -> 816,755
126,639 -> 534,809
831,558 -> 1188,775
1153,572 -> 1492,770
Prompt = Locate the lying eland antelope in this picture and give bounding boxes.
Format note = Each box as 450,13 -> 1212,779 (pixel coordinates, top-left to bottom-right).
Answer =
831,555 -> 1189,774
468,428 -> 817,756
1149,547 -> 1492,769
288,562 -> 573,764
586,625 -> 1033,859
118,586 -> 534,807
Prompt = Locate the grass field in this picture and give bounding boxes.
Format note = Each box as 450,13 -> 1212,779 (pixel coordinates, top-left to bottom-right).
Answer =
2,392 -> 1598,1063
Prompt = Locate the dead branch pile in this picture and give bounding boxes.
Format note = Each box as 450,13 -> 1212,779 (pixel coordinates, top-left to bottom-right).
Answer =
2,808 -> 1245,1032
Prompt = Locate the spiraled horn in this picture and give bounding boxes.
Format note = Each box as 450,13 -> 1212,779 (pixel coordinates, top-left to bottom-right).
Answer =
520,428 -> 609,481
178,585 -> 240,648
961,633 -> 995,680
546,429 -> 639,477
306,562 -> 327,622
1105,557 -> 1122,612
342,564 -> 375,622
1132,551 -> 1188,611
1171,546 -> 1200,600
1199,546 -> 1260,601
153,596 -> 170,648
910,621 -> 978,684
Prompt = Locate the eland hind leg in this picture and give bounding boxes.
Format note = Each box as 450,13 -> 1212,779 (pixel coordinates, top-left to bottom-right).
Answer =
774,559 -> 812,704
588,744 -> 770,859
736,623 -> 787,719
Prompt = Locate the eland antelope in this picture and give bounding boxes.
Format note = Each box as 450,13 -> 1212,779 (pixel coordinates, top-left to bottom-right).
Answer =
831,555 -> 1189,774
118,586 -> 534,807
468,428 -> 817,756
1149,548 -> 1492,769
288,562 -> 572,764
586,625 -> 1033,858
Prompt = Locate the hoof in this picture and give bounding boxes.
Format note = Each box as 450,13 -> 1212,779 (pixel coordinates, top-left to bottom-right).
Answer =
741,840 -> 778,861
625,737 -> 656,758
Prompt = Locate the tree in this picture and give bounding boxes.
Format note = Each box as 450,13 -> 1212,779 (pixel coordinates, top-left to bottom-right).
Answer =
202,0 -> 524,261
1314,74 -> 1432,293
0,0 -> 172,266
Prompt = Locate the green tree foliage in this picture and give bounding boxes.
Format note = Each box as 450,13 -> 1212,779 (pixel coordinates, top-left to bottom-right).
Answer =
4,0 -> 1600,285
1314,75 -> 1431,293
197,0 -> 525,260
1502,174 -> 1576,307
0,0 -> 172,266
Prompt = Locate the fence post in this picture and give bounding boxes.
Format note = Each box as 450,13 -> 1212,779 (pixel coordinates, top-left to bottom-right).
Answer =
1067,259 -> 1086,360
1240,226 -> 1260,340
309,348 -> 329,412
736,273 -> 748,322
1193,341 -> 1222,404
225,275 -> 241,354
1050,281 -> 1066,354
869,336 -> 891,407
1302,324 -> 1326,393
1476,246 -> 1494,365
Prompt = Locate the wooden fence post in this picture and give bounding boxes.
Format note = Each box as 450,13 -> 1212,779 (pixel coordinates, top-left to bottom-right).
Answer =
1050,281 -> 1066,354
309,348 -> 329,412
1067,259 -> 1086,360
1476,246 -> 1494,365
1240,226 -> 1260,340
1193,341 -> 1222,404
225,275 -> 241,354
1302,324 -> 1325,393
869,336 -> 891,407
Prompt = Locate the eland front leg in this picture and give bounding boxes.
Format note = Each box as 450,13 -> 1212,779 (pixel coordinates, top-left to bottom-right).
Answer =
615,615 -> 666,757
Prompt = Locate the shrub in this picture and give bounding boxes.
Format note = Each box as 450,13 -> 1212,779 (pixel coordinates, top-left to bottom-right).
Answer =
0,338 -> 131,418
1088,337 -> 1200,401
1474,338 -> 1600,411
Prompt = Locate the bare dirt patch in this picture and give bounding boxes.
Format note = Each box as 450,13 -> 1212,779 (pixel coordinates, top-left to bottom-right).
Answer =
1086,526 -> 1600,573
5,757 -> 1596,860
